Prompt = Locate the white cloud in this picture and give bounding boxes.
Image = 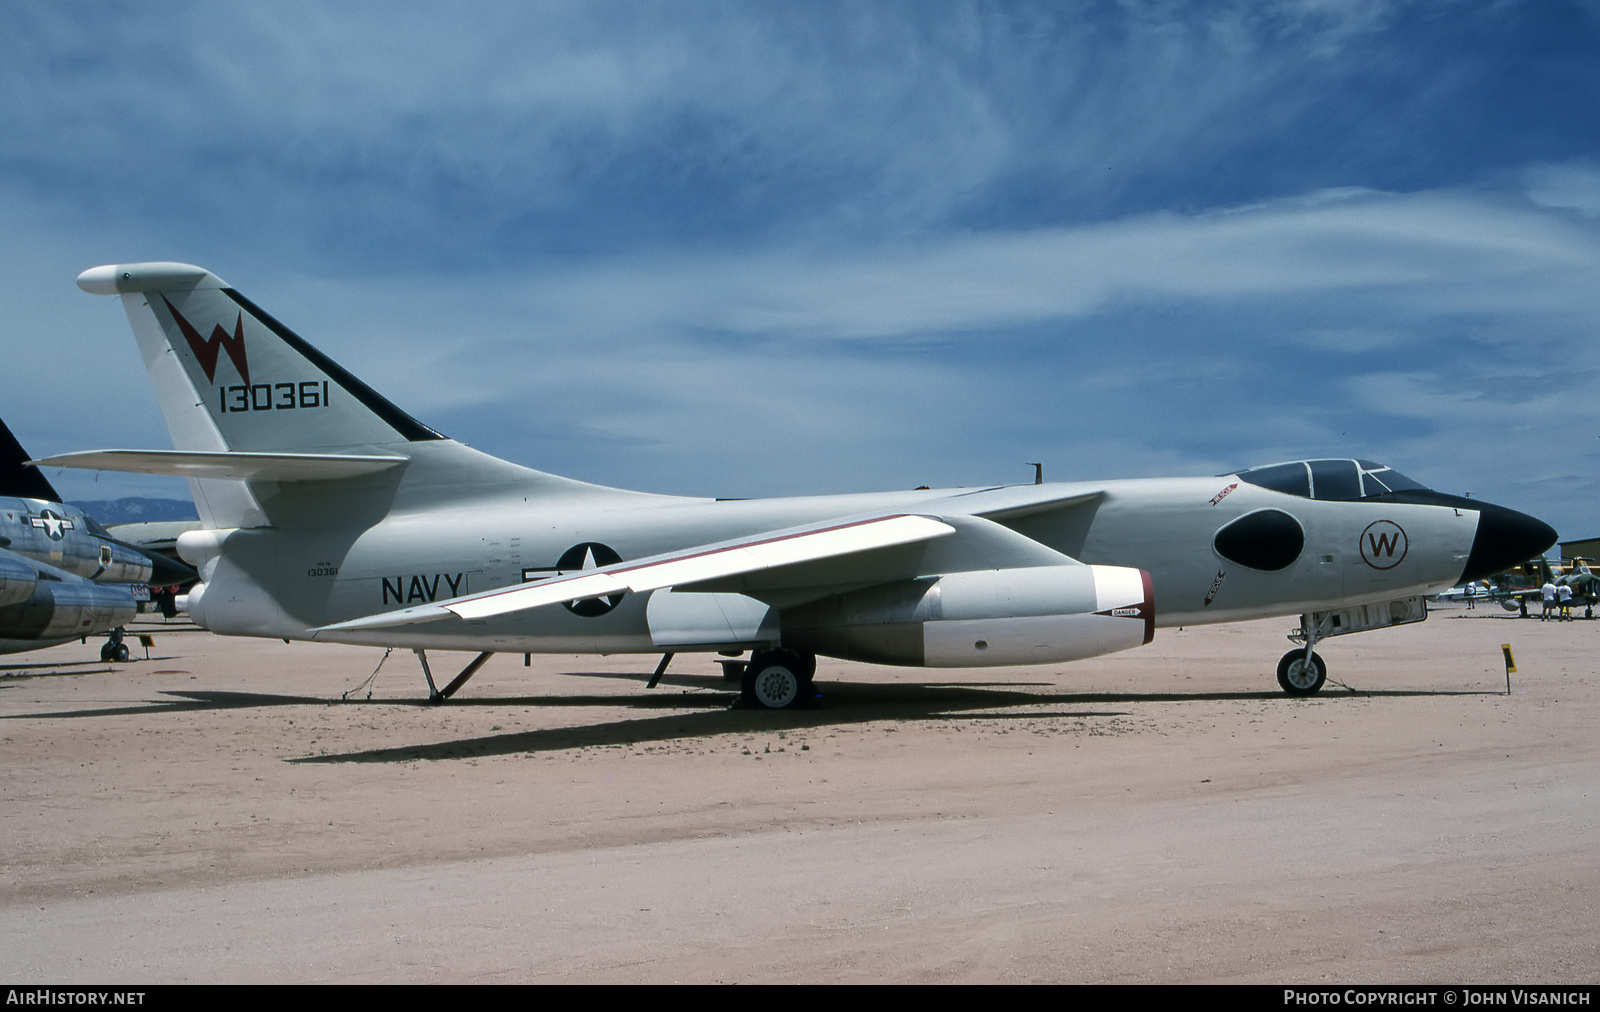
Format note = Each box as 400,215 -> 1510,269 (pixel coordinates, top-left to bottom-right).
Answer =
446,187 -> 1600,351
1524,161 -> 1600,218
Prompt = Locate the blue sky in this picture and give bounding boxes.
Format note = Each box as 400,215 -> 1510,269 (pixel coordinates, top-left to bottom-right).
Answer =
4,1 -> 1600,540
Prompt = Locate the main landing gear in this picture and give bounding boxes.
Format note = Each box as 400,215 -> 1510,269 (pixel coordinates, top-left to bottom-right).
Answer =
100,627 -> 130,663
739,648 -> 817,710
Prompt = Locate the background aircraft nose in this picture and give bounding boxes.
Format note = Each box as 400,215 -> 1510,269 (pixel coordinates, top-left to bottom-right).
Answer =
1460,503 -> 1558,583
148,552 -> 199,586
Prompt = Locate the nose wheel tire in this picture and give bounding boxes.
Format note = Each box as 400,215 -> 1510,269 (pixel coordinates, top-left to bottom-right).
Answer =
1277,649 -> 1326,696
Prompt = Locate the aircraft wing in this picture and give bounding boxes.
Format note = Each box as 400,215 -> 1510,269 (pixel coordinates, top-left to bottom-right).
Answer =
316,512 -> 956,633
953,485 -> 1105,521
29,449 -> 408,482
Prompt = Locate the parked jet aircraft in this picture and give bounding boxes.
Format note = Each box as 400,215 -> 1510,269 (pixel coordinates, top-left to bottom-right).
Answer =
0,420 -> 195,588
1555,561 -> 1600,618
1488,558 -> 1600,619
0,420 -> 194,656
0,549 -> 134,657
44,262 -> 1556,704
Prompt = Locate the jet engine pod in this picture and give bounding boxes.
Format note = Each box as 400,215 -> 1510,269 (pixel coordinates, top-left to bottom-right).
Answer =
0,572 -> 135,643
783,564 -> 1154,668
0,552 -> 40,608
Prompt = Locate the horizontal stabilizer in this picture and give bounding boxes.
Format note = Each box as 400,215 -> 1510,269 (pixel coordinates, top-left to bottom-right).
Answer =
30,449 -> 408,482
317,512 -> 956,633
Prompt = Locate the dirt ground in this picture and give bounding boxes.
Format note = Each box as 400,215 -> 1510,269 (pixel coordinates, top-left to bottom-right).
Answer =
0,603 -> 1595,984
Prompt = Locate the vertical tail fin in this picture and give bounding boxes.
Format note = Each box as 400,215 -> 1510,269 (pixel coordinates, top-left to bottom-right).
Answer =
0,419 -> 62,502
77,263 -> 449,528
77,262 -> 623,530
77,263 -> 443,454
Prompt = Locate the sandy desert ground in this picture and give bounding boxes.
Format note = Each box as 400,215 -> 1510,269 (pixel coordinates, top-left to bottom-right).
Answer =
0,603 -> 1595,984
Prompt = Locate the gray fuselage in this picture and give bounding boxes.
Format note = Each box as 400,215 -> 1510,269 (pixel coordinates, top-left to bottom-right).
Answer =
179,444 -> 1476,659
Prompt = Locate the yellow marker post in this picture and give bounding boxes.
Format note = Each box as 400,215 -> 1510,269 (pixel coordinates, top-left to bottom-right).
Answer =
137,633 -> 155,661
1501,643 -> 1516,695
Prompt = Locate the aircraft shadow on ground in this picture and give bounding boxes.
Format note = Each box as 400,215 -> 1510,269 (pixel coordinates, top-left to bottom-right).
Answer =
0,663 -> 116,679
288,679 -> 1142,764
2,669 -> 1502,761
296,670 -> 1500,763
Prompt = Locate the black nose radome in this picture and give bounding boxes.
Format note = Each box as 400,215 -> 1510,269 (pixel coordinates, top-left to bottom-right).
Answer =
147,551 -> 199,587
1461,503 -> 1558,584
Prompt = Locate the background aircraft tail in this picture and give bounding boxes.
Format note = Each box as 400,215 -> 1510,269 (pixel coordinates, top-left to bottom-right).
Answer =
0,418 -> 62,502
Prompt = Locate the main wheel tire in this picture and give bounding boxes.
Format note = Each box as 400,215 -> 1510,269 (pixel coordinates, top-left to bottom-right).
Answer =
1276,649 -> 1326,696
791,651 -> 817,685
742,650 -> 807,709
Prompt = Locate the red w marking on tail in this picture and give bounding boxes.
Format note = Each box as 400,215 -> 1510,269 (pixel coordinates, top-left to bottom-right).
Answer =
162,296 -> 250,385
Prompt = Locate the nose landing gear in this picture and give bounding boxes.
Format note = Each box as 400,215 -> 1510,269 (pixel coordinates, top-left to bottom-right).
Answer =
1276,647 -> 1326,695
1279,612 -> 1327,696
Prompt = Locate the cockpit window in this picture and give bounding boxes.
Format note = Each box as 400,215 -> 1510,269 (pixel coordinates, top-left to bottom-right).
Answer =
1357,464 -> 1428,496
1309,459 -> 1361,501
1231,459 -> 1432,502
1233,462 -> 1309,497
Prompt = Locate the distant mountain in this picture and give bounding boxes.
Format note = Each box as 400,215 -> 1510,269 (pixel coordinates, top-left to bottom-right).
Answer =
68,497 -> 200,526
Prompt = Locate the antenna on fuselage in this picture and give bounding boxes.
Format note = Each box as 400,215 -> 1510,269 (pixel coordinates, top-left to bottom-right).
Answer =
1027,463 -> 1043,485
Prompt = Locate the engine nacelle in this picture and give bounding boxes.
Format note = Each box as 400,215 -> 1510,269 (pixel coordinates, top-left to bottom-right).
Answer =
0,552 -> 40,608
0,569 -> 135,643
783,564 -> 1154,667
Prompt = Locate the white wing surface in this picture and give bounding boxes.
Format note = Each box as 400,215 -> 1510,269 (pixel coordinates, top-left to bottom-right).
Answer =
316,512 -> 956,633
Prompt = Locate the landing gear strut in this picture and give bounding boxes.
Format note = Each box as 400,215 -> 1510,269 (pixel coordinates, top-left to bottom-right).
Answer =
740,649 -> 816,710
1278,613 -> 1326,696
415,649 -> 494,703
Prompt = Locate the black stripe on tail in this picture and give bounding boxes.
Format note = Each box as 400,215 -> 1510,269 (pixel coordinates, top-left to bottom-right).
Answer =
221,288 -> 446,443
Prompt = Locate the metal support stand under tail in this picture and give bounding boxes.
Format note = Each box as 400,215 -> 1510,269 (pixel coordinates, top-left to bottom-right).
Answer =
415,648 -> 494,703
646,652 -> 674,689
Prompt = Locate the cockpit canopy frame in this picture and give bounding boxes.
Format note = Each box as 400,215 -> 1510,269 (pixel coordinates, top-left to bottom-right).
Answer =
1230,459 -> 1429,502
